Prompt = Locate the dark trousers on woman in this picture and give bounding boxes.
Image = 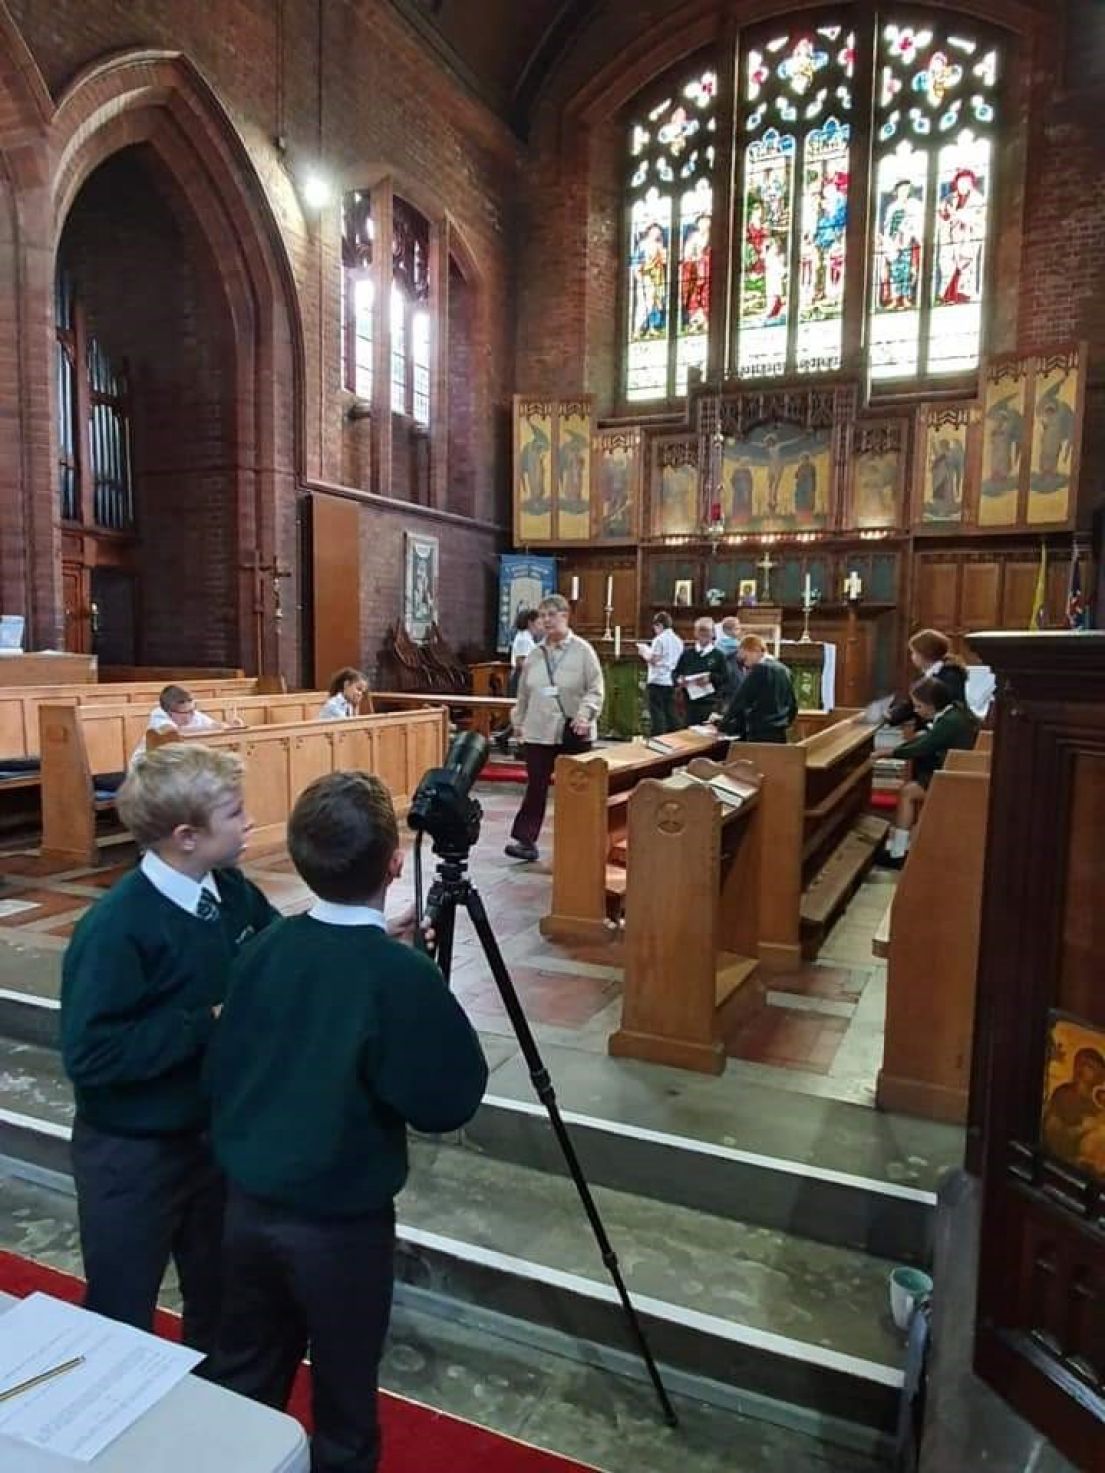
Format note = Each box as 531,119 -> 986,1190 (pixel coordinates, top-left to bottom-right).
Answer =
510,731 -> 591,847
209,1189 -> 396,1473
647,684 -> 676,736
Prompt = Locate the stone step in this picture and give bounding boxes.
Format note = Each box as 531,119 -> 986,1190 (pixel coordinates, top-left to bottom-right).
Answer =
0,1040 -> 904,1441
0,1167 -> 882,1473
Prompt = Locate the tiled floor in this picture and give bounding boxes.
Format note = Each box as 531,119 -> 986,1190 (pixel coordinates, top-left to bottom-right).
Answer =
0,784 -> 892,1103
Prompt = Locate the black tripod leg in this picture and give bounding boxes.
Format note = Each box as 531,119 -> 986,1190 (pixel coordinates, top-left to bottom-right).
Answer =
461,884 -> 679,1429
422,879 -> 458,980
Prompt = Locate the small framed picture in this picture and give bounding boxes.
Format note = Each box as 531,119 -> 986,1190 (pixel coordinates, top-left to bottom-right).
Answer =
673,578 -> 693,607
738,579 -> 758,606
1041,1010 -> 1105,1183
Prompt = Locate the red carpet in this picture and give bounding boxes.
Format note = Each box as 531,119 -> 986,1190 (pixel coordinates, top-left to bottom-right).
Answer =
480,761 -> 527,784
0,1250 -> 598,1473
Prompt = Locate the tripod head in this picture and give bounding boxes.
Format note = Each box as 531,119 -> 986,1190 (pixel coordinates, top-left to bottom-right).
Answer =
407,730 -> 488,856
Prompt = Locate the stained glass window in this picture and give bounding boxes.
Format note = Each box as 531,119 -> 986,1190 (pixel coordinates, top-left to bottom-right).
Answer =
391,196 -> 431,420
869,22 -> 998,379
737,24 -> 855,378
625,65 -> 717,402
341,190 -> 374,400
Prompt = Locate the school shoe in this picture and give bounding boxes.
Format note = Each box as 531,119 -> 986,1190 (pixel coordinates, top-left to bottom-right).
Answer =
874,847 -> 906,870
504,840 -> 540,862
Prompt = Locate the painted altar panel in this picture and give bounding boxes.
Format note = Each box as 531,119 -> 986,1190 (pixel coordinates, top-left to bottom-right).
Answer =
1027,346 -> 1085,527
514,397 -> 554,543
512,396 -> 595,545
979,354 -> 1029,528
591,428 -> 643,543
847,419 -> 907,531
556,399 -> 593,541
914,402 -> 977,528
648,434 -> 700,538
719,422 -> 832,533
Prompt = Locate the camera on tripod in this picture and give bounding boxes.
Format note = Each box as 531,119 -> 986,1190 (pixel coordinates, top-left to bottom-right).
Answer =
407,730 -> 490,855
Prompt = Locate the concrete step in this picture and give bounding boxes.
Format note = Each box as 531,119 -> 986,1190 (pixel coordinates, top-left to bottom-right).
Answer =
0,1040 -> 904,1444
0,1167 -> 882,1473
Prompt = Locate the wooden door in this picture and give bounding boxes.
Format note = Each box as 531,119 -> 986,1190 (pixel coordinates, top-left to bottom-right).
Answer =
307,492 -> 362,687
969,632 -> 1105,1469
90,567 -> 137,666
62,561 -> 89,653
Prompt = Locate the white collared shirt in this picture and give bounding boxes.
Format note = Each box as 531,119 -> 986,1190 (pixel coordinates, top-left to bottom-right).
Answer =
647,627 -> 684,687
131,704 -> 219,764
140,849 -> 221,917
317,693 -> 357,721
307,897 -> 387,930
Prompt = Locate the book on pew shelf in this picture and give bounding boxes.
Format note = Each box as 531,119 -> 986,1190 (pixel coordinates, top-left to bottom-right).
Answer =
646,737 -> 675,753
690,724 -> 719,737
708,774 -> 755,806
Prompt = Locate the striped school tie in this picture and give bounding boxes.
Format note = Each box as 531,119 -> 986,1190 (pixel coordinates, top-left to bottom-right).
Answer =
196,888 -> 221,923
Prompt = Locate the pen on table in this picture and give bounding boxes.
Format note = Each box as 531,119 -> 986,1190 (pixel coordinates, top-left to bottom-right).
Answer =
0,1354 -> 85,1404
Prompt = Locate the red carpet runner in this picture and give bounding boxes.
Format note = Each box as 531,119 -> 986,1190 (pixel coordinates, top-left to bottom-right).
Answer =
0,1250 -> 598,1473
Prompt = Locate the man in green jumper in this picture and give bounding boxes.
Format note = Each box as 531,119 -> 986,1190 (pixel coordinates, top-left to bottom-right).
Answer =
60,745 -> 279,1348
206,771 -> 489,1473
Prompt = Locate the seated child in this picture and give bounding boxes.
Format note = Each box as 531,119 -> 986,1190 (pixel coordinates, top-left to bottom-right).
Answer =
60,744 -> 278,1347
131,684 -> 244,765
318,667 -> 369,720
881,676 -> 979,867
206,771 -> 489,1473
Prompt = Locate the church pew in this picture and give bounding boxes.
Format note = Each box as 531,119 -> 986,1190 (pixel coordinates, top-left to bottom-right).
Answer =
0,653 -> 97,684
745,711 -> 887,967
40,703 -> 446,866
944,748 -> 990,775
876,765 -> 990,1124
98,666 -> 248,682
610,757 -> 764,1074
539,729 -> 732,945
0,676 -> 264,769
372,690 -> 511,739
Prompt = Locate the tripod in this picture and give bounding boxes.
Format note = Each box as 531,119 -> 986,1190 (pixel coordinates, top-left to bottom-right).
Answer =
419,840 -> 679,1429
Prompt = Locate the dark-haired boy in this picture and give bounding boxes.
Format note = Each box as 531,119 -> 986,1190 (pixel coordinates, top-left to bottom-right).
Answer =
206,771 -> 488,1473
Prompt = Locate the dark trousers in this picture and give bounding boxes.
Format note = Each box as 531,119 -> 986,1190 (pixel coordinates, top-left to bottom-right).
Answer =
683,696 -> 716,729
209,1189 -> 395,1473
747,727 -> 788,744
510,732 -> 592,847
647,684 -> 676,736
71,1117 -> 224,1350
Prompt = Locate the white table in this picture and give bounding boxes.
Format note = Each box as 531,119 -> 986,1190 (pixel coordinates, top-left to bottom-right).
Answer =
0,1292 -> 309,1472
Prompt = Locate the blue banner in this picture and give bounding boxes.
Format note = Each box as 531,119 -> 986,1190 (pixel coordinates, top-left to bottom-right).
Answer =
498,555 -> 557,652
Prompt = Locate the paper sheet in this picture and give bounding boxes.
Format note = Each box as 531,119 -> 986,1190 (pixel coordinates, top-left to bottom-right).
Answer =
636,642 -> 652,660
683,673 -> 714,699
0,1293 -> 202,1462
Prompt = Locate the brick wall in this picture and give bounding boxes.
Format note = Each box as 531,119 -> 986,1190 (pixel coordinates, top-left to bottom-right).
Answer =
58,145 -> 240,666
1,0 -> 517,675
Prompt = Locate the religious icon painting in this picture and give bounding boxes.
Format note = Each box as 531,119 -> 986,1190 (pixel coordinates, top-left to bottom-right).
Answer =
554,399 -> 593,542
1040,1011 -> 1105,1186
847,420 -> 906,531
591,428 -> 643,543
738,578 -> 758,606
915,403 -> 973,527
649,435 -> 700,538
1027,345 -> 1085,527
673,578 -> 693,607
978,356 -> 1029,528
403,532 -> 438,643
514,397 -> 554,543
720,421 -> 832,533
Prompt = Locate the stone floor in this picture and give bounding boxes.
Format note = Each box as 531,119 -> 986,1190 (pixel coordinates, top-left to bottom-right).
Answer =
0,783 -> 893,1111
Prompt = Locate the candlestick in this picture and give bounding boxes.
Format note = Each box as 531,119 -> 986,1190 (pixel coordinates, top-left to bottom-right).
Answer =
614,625 -> 621,658
803,572 -> 812,605
605,575 -> 614,606
569,575 -> 580,602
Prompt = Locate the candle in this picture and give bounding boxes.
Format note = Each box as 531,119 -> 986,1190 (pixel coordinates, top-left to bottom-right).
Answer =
569,575 -> 580,601
844,571 -> 863,600
614,625 -> 622,658
605,575 -> 614,607
803,572 -> 812,606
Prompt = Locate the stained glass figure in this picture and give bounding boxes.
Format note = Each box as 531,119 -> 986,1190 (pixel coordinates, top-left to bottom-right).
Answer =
625,63 -> 717,401
736,25 -> 854,378
870,21 -> 998,379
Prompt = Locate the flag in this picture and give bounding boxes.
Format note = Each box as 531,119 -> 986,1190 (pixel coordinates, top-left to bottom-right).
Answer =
1029,543 -> 1047,630
1067,543 -> 1086,630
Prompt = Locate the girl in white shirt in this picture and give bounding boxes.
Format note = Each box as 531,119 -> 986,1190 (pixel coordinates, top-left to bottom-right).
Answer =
318,668 -> 369,721
509,608 -> 542,697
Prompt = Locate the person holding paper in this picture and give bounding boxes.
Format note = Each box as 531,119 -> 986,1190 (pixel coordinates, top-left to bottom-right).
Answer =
642,611 -> 685,735
59,746 -> 279,1349
886,628 -> 968,730
674,616 -> 730,728
715,633 -> 798,743
879,676 -> 979,867
505,594 -> 605,862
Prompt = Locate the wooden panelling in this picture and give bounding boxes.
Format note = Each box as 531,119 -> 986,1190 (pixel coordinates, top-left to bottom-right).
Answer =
960,561 -> 1003,629
913,557 -> 960,634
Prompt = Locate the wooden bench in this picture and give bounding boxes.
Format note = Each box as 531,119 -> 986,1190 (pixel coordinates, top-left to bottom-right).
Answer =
372,690 -> 512,739
0,677 -> 269,770
876,763 -> 990,1123
610,757 -> 764,1074
745,710 -> 887,967
98,666 -> 247,682
0,653 -> 97,684
40,702 -> 446,866
539,729 -> 733,945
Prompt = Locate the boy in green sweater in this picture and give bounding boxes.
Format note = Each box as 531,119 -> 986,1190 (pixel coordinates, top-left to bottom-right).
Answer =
206,771 -> 489,1473
60,745 -> 278,1349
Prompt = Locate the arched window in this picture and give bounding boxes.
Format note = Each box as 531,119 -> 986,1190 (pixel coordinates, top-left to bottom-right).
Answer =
620,12 -> 1002,398
341,190 -> 374,401
868,20 -> 999,381
736,24 -> 855,378
625,64 -> 718,402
